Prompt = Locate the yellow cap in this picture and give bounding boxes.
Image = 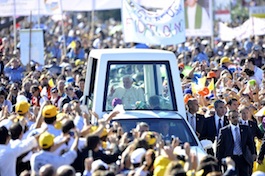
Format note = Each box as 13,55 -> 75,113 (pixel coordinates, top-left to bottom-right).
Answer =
15,101 -> 30,115
220,57 -> 232,64
42,105 -> 58,118
145,131 -> 156,146
90,126 -> 108,138
39,132 -> 54,149
75,59 -> 84,66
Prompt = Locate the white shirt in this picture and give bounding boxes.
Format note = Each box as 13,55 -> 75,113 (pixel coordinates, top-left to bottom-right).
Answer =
253,66 -> 263,85
53,135 -> 86,156
215,113 -> 224,133
110,85 -> 145,109
241,120 -> 248,126
187,112 -> 196,132
74,115 -> 85,132
30,149 -> 77,173
0,137 -> 37,176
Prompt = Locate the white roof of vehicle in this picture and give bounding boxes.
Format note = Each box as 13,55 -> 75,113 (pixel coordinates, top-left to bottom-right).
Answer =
89,49 -> 177,61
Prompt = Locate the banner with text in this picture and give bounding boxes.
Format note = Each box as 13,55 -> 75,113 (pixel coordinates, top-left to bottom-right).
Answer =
184,0 -> 213,37
219,17 -> 265,41
0,0 -> 61,17
122,0 -> 185,45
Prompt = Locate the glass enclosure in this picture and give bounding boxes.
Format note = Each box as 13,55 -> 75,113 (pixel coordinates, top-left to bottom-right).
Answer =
113,118 -> 197,146
103,61 -> 177,111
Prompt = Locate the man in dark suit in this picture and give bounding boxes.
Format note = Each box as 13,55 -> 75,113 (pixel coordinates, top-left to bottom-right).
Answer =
186,98 -> 204,140
239,106 -> 263,140
217,110 -> 256,176
201,99 -> 229,142
239,106 -> 263,175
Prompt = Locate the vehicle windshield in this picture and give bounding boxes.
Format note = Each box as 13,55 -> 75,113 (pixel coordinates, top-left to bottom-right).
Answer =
112,118 -> 198,146
103,61 -> 177,111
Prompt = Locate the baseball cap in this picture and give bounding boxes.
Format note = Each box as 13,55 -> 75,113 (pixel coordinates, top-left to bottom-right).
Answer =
39,132 -> 54,149
51,87 -> 58,93
178,63 -> 184,69
91,159 -> 108,173
15,101 -> 30,115
220,57 -> 232,64
206,71 -> 216,79
42,105 -> 58,118
90,126 -> 108,138
75,59 -> 84,66
145,131 -> 156,146
130,148 -> 146,164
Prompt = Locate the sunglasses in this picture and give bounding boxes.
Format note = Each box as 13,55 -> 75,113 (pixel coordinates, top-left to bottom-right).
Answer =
231,116 -> 238,119
67,88 -> 74,91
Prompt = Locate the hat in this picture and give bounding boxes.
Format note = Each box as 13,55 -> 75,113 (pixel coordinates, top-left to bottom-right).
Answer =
66,77 -> 74,84
145,131 -> 156,146
65,66 -> 72,71
51,87 -> 58,93
91,159 -> 108,173
15,101 -> 30,115
252,171 -> 265,176
206,71 -> 216,79
201,40 -> 209,45
184,88 -> 192,95
130,148 -> 146,164
39,132 -> 54,149
42,105 -> 58,118
75,59 -> 84,66
220,57 -> 232,65
90,126 -> 108,138
184,94 -> 193,104
178,63 -> 184,69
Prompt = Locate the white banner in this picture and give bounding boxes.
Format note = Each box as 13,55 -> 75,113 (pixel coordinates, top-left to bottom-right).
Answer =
219,17 -> 265,41
20,29 -> 45,66
184,0 -> 213,36
0,0 -> 61,17
122,0 -> 185,45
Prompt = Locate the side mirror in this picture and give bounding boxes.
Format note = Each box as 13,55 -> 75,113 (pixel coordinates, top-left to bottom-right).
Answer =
200,139 -> 213,150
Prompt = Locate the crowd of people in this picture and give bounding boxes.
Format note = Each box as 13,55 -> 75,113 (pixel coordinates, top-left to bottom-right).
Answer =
1,11 -> 265,176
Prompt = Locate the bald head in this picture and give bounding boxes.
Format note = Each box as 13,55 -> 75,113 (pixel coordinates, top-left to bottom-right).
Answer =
39,164 -> 55,176
56,165 -> 76,176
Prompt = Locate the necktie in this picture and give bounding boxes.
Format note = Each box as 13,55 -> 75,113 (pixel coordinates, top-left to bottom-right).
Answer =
217,118 -> 222,136
190,115 -> 195,131
233,126 -> 242,155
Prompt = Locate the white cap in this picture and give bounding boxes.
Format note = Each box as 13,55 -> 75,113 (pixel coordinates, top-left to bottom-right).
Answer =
91,159 -> 108,173
252,171 -> 265,176
130,148 -> 146,164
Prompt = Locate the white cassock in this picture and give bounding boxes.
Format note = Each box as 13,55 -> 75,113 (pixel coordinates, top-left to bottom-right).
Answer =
111,86 -> 145,109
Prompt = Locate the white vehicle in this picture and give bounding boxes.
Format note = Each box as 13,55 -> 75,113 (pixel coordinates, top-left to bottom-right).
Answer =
83,49 -> 211,159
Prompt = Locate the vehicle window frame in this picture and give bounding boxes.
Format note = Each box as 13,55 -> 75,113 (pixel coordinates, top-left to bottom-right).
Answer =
102,60 -> 177,111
